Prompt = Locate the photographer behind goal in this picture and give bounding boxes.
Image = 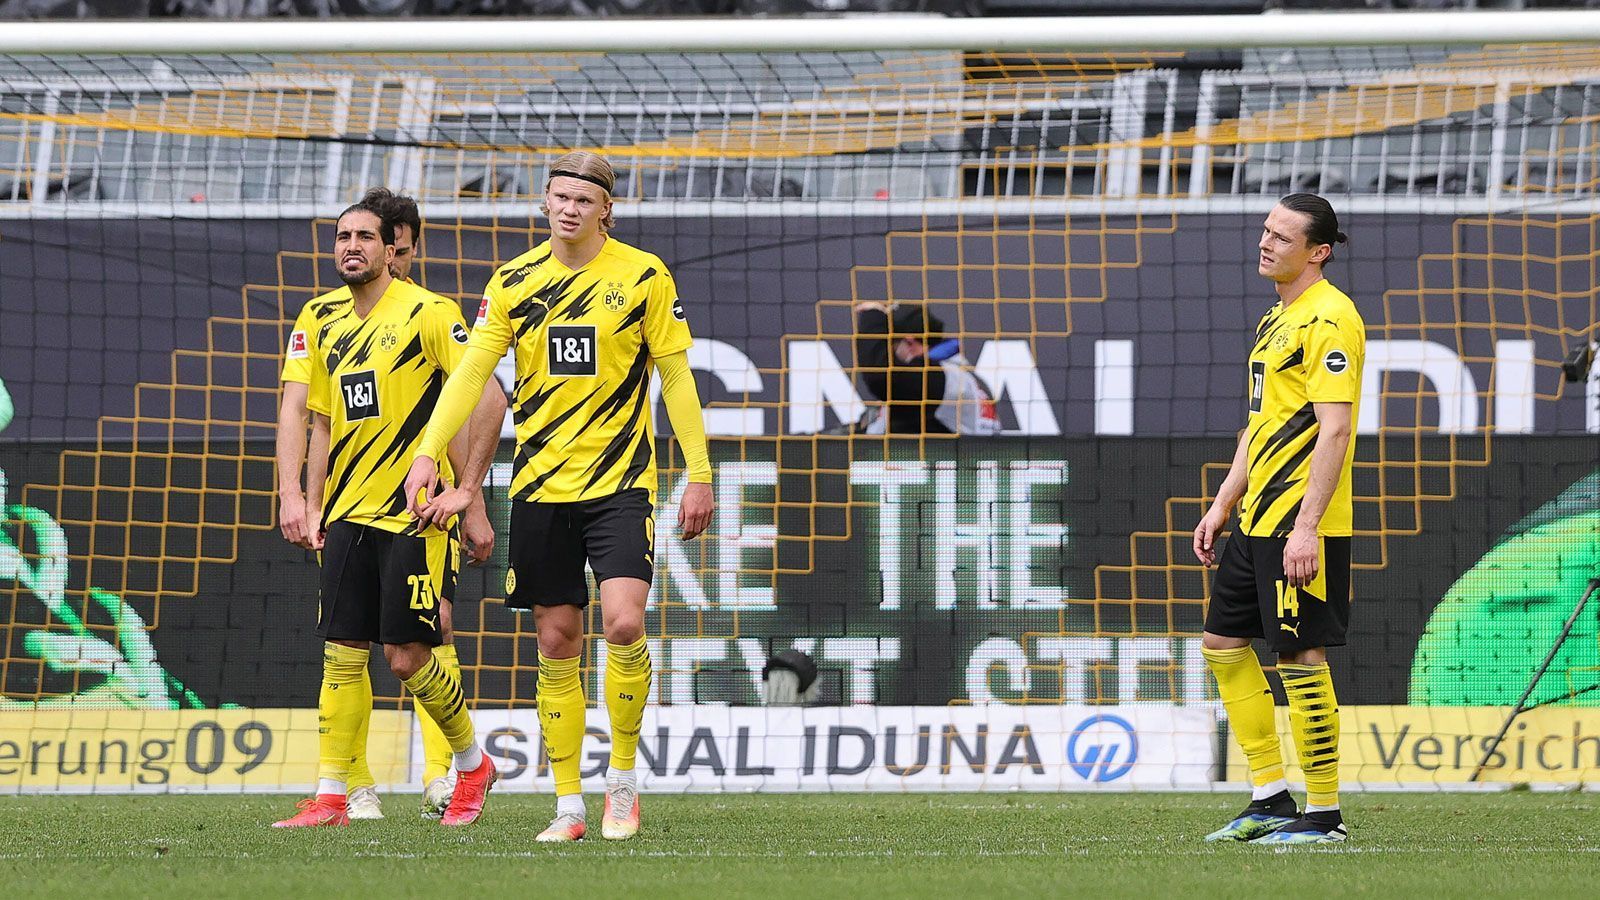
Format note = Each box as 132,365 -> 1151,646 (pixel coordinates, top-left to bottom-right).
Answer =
851,301 -> 1000,436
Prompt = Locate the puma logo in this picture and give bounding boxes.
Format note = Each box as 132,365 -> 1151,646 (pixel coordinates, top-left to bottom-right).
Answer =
1280,622 -> 1301,637
418,615 -> 438,629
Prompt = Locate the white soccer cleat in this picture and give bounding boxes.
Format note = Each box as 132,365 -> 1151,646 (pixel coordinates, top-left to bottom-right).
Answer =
535,812 -> 588,843
601,777 -> 640,840
346,785 -> 383,820
420,774 -> 455,821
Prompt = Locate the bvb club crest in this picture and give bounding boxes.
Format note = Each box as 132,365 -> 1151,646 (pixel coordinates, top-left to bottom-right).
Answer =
603,282 -> 627,312
505,567 -> 517,595
380,324 -> 399,351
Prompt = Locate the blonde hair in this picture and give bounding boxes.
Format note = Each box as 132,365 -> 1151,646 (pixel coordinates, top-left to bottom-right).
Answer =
543,151 -> 616,231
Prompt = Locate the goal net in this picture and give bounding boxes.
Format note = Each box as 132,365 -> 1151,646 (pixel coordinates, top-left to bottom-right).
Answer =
1,14 -> 1597,793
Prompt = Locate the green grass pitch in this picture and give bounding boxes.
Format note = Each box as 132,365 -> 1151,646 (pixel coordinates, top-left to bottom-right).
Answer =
3,793 -> 1595,898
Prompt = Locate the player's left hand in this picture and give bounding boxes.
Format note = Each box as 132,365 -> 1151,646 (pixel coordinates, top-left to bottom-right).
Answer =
461,506 -> 494,566
403,456 -> 440,520
418,484 -> 474,530
1283,526 -> 1319,589
679,481 -> 714,540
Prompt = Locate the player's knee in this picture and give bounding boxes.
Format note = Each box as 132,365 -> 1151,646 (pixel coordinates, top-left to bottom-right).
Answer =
383,643 -> 429,680
1202,632 -> 1250,651
533,605 -> 583,658
603,616 -> 644,646
1279,647 -> 1327,666
538,630 -> 580,659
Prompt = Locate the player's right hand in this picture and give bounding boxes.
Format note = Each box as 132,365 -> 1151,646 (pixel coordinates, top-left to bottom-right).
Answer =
403,456 -> 440,520
279,493 -> 315,549
306,507 -> 325,552
461,507 -> 494,566
1193,507 -> 1228,567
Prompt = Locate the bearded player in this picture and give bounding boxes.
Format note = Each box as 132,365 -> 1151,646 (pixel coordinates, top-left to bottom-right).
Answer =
273,197 -> 505,827
278,188 -> 490,820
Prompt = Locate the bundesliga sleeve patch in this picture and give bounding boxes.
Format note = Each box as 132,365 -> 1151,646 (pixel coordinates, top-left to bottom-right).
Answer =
475,295 -> 490,326
1323,348 -> 1350,374
287,330 -> 308,359
451,322 -> 469,344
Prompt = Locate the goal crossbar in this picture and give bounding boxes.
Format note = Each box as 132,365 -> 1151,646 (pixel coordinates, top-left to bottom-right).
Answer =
4,11 -> 1600,55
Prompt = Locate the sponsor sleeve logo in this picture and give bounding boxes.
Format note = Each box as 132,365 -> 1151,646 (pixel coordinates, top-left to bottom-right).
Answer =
671,297 -> 686,322
1323,348 -> 1350,374
451,322 -> 469,344
287,331 -> 308,359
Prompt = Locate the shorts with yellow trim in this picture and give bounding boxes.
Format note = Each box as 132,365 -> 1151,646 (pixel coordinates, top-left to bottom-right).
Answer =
1204,532 -> 1351,652
318,520 -> 458,646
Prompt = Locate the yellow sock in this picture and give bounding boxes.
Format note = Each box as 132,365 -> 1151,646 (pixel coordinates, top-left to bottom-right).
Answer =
318,642 -> 369,791
1202,645 -> 1286,788
1280,662 -> 1341,808
605,637 -> 652,771
418,644 -> 461,784
345,664 -> 376,791
400,653 -> 475,754
537,653 -> 587,797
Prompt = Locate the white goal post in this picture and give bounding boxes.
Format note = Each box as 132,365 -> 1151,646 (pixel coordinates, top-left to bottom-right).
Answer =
3,10 -> 1600,54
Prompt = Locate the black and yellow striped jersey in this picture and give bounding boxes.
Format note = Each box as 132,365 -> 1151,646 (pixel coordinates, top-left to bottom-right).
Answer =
468,236 -> 692,504
280,279 -> 470,535
1239,279 -> 1365,538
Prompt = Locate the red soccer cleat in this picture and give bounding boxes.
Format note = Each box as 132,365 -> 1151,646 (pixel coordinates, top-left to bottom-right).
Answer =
440,757 -> 498,827
272,793 -> 350,828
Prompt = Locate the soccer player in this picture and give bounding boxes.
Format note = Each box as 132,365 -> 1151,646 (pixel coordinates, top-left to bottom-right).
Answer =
277,188 -> 491,821
1193,193 -> 1365,845
402,151 -> 715,842
365,188 -> 494,818
272,198 -> 506,828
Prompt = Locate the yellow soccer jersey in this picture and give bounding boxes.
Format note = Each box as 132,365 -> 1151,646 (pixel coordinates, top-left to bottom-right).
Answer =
281,286 -> 351,387
469,236 -> 693,504
281,279 -> 469,534
1238,279 -> 1366,538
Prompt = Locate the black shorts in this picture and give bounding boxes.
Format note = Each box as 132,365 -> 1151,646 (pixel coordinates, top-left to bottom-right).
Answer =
318,521 -> 458,646
1204,532 -> 1351,652
505,488 -> 655,610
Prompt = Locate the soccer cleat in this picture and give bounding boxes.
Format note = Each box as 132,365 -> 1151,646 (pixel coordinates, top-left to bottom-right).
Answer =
536,812 -> 588,843
1252,812 -> 1348,845
601,777 -> 640,840
1204,791 -> 1299,842
272,794 -> 350,828
346,785 -> 383,820
421,774 -> 455,821
440,758 -> 496,827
